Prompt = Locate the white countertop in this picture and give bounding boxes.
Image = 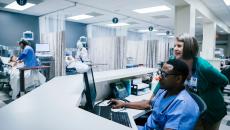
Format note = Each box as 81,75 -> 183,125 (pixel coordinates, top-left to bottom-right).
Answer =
0,67 -> 156,130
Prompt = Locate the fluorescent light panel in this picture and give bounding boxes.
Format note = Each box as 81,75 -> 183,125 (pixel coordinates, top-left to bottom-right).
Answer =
196,16 -> 203,19
67,14 -> 94,20
5,1 -> 35,11
138,29 -> 158,32
224,0 -> 230,6
156,33 -> 167,36
133,5 -> 171,14
168,35 -> 175,38
107,23 -> 129,27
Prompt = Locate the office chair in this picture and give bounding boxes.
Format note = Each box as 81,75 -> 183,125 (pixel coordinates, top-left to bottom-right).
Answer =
189,92 -> 207,116
188,92 -> 207,130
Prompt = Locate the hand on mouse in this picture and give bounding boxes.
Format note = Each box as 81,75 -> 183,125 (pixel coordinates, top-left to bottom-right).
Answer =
109,99 -> 125,109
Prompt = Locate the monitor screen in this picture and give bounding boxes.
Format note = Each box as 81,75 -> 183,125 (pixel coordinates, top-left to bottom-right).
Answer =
83,68 -> 97,110
24,33 -> 32,39
36,44 -> 50,52
23,31 -> 34,40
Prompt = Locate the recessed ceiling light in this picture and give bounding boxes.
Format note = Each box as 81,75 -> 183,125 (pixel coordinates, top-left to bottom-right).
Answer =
224,0 -> 230,6
156,33 -> 167,36
138,29 -> 158,32
168,35 -> 175,38
107,23 -> 130,27
138,29 -> 149,32
67,14 -> 94,20
196,16 -> 203,19
5,1 -> 35,11
133,5 -> 171,14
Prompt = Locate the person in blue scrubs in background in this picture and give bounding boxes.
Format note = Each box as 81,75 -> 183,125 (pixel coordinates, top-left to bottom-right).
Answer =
111,59 -> 199,130
17,40 -> 38,67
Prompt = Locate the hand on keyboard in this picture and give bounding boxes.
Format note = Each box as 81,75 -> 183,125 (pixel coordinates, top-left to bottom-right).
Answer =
109,99 -> 126,109
107,100 -> 116,107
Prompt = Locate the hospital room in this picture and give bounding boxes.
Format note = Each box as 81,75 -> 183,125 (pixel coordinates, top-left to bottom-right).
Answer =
0,0 -> 230,130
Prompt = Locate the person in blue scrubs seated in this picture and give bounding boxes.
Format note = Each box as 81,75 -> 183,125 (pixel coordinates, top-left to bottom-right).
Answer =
17,40 -> 38,67
111,59 -> 199,130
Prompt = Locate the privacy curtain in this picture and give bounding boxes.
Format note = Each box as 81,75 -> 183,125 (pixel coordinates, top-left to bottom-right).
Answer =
39,12 -> 66,76
146,39 -> 158,68
126,31 -> 147,65
144,33 -> 174,68
114,36 -> 127,69
87,25 -> 174,71
87,25 -> 127,71
156,37 -> 174,64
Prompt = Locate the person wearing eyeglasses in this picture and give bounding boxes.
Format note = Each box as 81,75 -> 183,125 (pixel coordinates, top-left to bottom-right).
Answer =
145,59 -> 201,130
111,59 -> 199,130
153,33 -> 228,130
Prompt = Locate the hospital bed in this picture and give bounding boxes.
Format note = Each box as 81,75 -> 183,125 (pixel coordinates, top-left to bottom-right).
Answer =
0,56 -> 46,99
65,56 -> 89,75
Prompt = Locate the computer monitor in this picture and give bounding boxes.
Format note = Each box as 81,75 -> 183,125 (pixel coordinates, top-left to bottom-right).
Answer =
23,31 -> 34,41
83,68 -> 97,110
36,44 -> 50,52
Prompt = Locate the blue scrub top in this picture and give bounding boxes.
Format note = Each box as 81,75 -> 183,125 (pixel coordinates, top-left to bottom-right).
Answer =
140,89 -> 199,130
18,45 -> 38,67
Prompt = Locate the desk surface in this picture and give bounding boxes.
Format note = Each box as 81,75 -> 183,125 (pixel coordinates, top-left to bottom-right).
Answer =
0,67 -> 156,130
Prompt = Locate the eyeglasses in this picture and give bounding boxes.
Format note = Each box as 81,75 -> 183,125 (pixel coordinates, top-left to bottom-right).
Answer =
157,69 -> 179,79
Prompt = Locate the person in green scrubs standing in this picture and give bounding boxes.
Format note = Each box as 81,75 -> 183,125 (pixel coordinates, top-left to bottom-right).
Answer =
154,33 -> 229,130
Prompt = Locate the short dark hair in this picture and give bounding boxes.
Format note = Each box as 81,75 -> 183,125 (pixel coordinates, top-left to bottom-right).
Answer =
19,40 -> 29,46
167,59 -> 189,83
176,33 -> 199,60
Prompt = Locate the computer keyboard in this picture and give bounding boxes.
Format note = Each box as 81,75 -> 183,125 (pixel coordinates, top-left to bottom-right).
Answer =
93,106 -> 132,128
112,112 -> 132,128
94,106 -> 111,120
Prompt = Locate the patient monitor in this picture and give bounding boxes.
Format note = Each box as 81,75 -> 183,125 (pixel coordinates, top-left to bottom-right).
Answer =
23,31 -> 34,41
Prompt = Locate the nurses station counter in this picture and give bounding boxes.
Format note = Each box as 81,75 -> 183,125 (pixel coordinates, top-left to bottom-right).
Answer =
0,67 -> 156,130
